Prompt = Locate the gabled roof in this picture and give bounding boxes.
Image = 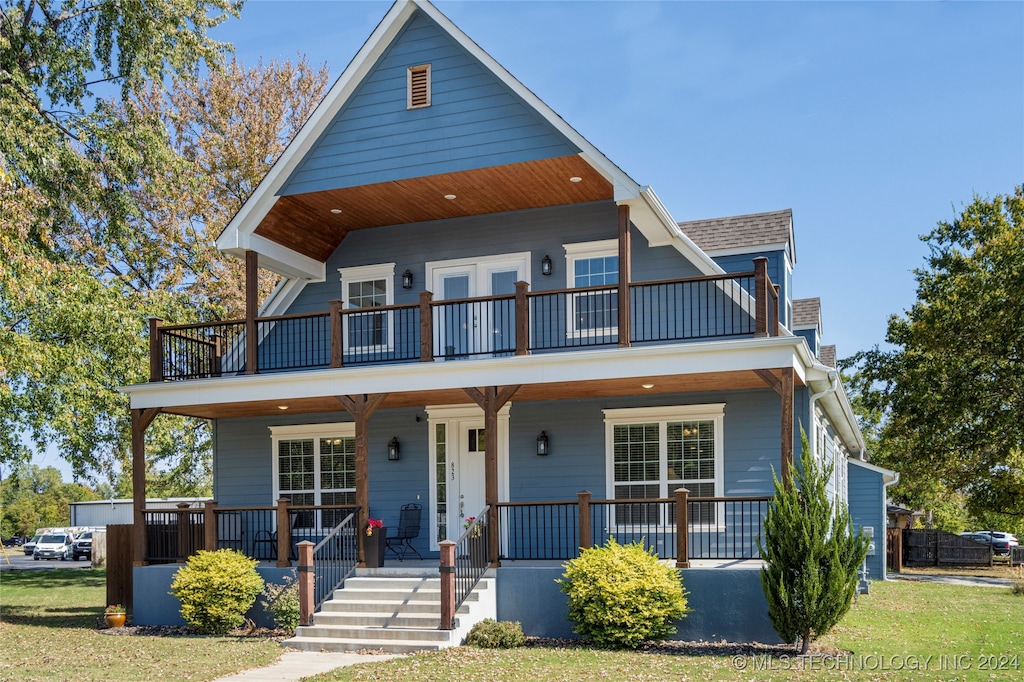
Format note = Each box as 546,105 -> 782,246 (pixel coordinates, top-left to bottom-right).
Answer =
792,297 -> 822,332
216,0 -> 720,280
819,344 -> 836,369
678,209 -> 795,262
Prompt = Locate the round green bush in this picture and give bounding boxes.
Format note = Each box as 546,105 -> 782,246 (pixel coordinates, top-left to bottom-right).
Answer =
557,538 -> 688,649
466,618 -> 526,648
170,549 -> 264,634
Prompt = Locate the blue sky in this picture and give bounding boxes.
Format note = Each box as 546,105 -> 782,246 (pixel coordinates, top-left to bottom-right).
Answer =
32,0 -> 1024,480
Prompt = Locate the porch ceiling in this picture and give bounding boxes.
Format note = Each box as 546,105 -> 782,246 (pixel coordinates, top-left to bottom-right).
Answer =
156,369 -> 802,420
253,155 -> 613,262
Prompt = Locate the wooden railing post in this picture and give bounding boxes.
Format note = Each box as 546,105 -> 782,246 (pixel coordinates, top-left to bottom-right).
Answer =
577,491 -> 592,551
329,300 -> 344,368
675,488 -> 690,569
439,540 -> 456,630
753,257 -> 768,338
514,281 -> 529,356
210,334 -> 223,377
771,284 -> 780,337
175,503 -> 191,563
419,291 -> 434,362
617,205 -> 632,347
148,318 -> 163,382
276,498 -> 292,567
203,500 -> 218,552
297,541 -> 314,626
245,250 -> 259,375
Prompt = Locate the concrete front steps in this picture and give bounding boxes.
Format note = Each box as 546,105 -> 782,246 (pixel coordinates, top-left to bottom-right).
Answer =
284,567 -> 496,654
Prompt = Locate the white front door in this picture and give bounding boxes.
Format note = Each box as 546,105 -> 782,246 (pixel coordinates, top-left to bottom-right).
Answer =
427,404 -> 511,550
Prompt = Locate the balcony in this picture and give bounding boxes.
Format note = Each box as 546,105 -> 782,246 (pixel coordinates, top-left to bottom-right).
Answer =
149,261 -> 779,383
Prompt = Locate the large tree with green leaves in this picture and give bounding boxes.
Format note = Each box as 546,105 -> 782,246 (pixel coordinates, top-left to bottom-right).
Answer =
1,1 -> 328,492
845,187 -> 1024,534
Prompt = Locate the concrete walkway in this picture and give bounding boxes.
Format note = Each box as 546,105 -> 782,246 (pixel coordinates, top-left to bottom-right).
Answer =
894,573 -> 1012,589
213,650 -> 403,682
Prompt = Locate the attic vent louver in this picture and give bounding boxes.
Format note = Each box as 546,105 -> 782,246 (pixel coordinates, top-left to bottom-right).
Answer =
407,64 -> 431,109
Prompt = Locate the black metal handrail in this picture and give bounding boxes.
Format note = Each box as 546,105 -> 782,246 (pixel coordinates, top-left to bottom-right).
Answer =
311,507 -> 360,610
453,506 -> 490,615
630,273 -> 757,343
143,508 -> 205,564
497,500 -> 579,560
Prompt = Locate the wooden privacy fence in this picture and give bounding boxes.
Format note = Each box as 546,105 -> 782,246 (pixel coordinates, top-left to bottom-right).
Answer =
106,524 -> 133,612
886,527 -> 902,572
902,528 -> 992,567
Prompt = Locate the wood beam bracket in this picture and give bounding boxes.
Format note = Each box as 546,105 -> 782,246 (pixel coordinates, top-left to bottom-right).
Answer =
754,369 -> 782,396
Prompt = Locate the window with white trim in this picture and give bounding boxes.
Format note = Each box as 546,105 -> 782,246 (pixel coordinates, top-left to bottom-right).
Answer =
604,405 -> 724,525
338,264 -> 395,354
271,423 -> 356,528
564,240 -> 618,335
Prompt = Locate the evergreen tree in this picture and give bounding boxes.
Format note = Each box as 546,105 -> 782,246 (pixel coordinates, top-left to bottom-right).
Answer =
759,433 -> 869,654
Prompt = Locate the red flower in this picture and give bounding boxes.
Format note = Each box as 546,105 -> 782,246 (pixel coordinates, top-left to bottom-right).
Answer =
365,518 -> 384,537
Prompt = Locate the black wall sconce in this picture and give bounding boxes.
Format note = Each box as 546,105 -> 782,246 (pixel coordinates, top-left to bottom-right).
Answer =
388,437 -> 401,461
536,431 -> 549,456
402,269 -> 414,289
541,255 -> 552,276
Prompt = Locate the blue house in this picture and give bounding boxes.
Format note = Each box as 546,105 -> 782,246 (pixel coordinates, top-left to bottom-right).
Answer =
121,0 -> 883,648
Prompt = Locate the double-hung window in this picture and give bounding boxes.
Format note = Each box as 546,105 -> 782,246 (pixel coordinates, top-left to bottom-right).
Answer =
338,264 -> 395,357
564,240 -> 618,336
270,423 -> 357,529
604,405 -> 724,526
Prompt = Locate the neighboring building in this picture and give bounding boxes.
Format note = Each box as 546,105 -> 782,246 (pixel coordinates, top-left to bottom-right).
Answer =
120,0 -> 884,644
848,459 -> 899,581
70,498 -> 209,528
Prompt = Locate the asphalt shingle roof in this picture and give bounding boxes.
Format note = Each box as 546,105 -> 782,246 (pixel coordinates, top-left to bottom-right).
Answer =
792,298 -> 821,330
819,345 -> 836,369
678,209 -> 793,256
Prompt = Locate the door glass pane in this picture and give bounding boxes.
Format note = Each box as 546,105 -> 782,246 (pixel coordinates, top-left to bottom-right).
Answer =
491,270 -> 517,354
441,275 -> 471,357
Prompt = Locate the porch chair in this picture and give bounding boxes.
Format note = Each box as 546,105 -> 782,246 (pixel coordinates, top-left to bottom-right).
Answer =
384,503 -> 423,561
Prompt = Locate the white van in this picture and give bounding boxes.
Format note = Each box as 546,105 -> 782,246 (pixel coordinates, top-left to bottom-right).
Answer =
33,533 -> 74,561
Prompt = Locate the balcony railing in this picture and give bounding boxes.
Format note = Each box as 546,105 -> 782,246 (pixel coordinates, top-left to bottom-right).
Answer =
149,260 -> 778,382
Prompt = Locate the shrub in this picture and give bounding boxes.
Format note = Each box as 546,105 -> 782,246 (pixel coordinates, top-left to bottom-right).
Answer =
557,538 -> 687,649
759,431 -> 870,654
466,618 -> 525,648
260,577 -> 300,633
170,549 -> 264,634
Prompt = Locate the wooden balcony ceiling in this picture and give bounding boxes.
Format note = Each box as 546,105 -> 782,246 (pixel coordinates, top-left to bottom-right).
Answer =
254,155 -> 613,262
159,368 -> 802,420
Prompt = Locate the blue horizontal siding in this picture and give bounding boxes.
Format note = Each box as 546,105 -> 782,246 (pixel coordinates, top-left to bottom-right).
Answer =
280,10 -> 579,196
848,462 -> 886,580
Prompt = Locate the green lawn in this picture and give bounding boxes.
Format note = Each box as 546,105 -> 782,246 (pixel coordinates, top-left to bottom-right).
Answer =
1,572 -> 1020,682
309,580 -> 1023,682
0,569 -> 281,682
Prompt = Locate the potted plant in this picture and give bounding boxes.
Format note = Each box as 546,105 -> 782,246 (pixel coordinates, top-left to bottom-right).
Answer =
363,518 -> 386,568
104,604 -> 126,628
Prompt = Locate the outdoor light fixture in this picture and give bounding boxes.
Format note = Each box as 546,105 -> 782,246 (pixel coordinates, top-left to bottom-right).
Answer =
536,431 -> 549,456
541,255 -> 552,276
402,269 -> 413,289
388,437 -> 401,461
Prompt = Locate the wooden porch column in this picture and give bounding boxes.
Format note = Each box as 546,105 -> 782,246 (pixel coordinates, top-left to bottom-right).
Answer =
419,291 -> 434,362
675,488 -> 690,569
245,249 -> 259,375
336,393 -> 388,566
577,491 -> 592,550
617,205 -> 632,348
148,318 -> 163,382
464,385 -> 520,567
780,367 -> 794,486
276,498 -> 292,568
131,407 -> 160,566
753,257 -> 769,338
297,541 -> 314,626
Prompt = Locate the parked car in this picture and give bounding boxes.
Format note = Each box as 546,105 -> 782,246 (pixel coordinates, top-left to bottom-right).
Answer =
33,533 -> 73,561
23,534 -> 41,555
72,532 -> 93,561
961,531 -> 1015,556
2,536 -> 24,546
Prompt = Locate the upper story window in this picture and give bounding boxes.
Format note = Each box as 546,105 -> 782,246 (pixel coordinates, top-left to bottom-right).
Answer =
407,64 -> 431,109
339,264 -> 395,352
603,404 -> 725,526
564,240 -> 618,335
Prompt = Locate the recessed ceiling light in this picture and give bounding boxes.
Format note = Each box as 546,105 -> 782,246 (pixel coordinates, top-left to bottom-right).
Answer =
444,194 -> 457,200
641,383 -> 655,389
330,209 -> 343,214
277,405 -> 289,410
569,176 -> 583,183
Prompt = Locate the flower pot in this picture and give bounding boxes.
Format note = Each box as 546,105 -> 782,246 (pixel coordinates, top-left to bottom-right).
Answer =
364,528 -> 387,568
105,613 -> 126,628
